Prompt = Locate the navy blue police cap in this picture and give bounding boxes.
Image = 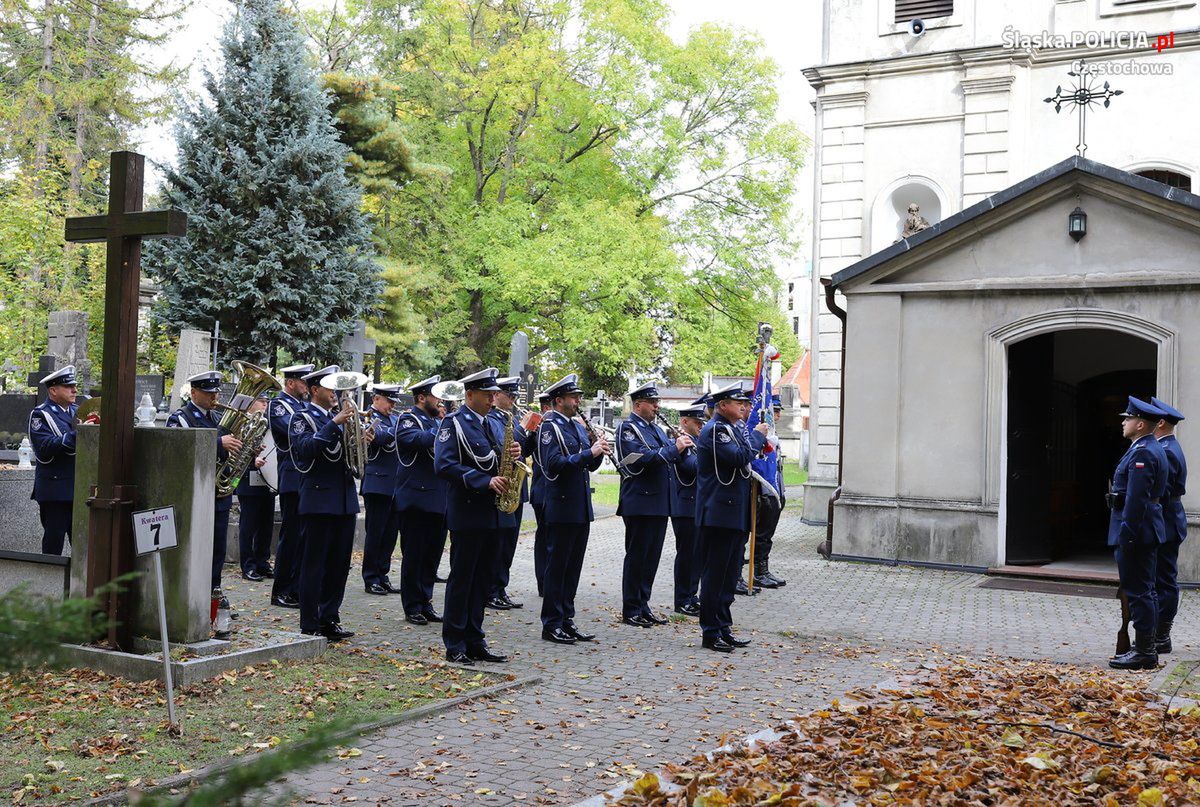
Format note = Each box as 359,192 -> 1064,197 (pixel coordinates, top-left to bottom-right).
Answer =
1150,397 -> 1185,424
187,370 -> 223,392
543,374 -> 583,398
629,382 -> 660,401
41,365 -> 77,387
679,403 -> 708,420
409,375 -> 440,396
460,367 -> 501,392
1120,396 -> 1168,421
496,376 -> 522,394
710,381 -> 752,403
280,363 -> 314,380
302,365 -> 340,386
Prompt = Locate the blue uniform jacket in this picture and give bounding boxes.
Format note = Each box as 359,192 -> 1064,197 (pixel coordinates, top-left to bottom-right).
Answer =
434,407 -> 505,532
28,400 -> 78,502
669,445 -> 698,519
696,413 -> 767,531
615,413 -> 679,518
393,406 -> 447,514
1159,434 -> 1188,543
529,421 -> 547,508
268,392 -> 307,495
537,410 -> 603,524
1108,434 -> 1169,546
486,408 -> 532,529
360,407 -> 398,497
167,401 -> 232,507
290,405 -> 360,516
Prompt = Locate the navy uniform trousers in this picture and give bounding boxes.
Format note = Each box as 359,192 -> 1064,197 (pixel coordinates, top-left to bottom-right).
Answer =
542,524 -> 589,630
445,529 -> 501,652
39,504 -> 73,556
672,515 -> 699,609
236,492 -> 275,577
399,511 -> 446,614
532,504 -> 549,595
272,492 -> 302,599
490,506 -> 523,601
362,493 -> 400,588
299,515 -> 355,632
622,517 -> 668,618
698,526 -> 744,641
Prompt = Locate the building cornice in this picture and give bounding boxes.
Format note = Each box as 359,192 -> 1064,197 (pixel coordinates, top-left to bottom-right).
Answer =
816,91 -> 869,110
960,75 -> 1016,95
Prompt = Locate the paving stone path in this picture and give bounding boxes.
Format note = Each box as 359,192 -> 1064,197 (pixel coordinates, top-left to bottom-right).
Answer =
220,492 -> 1197,806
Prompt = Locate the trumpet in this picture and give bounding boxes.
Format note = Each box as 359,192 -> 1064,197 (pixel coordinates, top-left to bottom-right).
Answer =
320,370 -> 371,478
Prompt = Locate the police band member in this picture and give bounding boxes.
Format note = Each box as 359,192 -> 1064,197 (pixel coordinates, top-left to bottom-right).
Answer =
696,381 -> 768,653
751,395 -> 788,590
1108,396 -> 1170,671
269,364 -> 314,609
671,403 -> 706,616
433,367 -> 520,664
538,374 -> 607,644
361,384 -> 401,595
530,391 -> 552,596
167,371 -> 241,594
291,365 -> 363,642
28,365 -> 79,555
616,382 -> 693,627
394,375 -> 448,625
486,377 -> 534,610
1150,397 -> 1187,655
236,395 -> 275,581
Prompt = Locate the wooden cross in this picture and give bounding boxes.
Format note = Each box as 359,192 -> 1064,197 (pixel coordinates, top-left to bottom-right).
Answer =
65,151 -> 186,651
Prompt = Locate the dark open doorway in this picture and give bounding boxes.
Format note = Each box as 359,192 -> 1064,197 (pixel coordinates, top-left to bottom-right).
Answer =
1005,329 -> 1157,570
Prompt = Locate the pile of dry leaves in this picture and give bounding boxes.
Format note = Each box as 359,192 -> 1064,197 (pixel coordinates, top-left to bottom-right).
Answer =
612,657 -> 1200,806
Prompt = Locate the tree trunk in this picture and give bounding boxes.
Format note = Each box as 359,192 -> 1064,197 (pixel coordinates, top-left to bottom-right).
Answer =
69,0 -> 100,210
32,0 -> 56,197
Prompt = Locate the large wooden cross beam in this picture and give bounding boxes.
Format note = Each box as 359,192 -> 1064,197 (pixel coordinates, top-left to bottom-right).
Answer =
65,151 -> 186,651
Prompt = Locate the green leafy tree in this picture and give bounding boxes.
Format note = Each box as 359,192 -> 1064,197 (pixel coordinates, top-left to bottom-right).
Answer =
147,0 -> 382,366
308,0 -> 804,389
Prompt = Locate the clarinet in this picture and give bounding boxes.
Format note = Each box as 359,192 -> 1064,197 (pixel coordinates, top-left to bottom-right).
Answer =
578,415 -> 613,457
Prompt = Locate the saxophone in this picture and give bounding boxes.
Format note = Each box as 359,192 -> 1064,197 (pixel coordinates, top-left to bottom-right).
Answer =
496,409 -> 528,514
215,411 -> 269,496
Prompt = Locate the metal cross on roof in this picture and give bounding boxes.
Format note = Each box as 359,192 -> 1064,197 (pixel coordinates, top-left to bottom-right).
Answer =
1043,60 -> 1123,158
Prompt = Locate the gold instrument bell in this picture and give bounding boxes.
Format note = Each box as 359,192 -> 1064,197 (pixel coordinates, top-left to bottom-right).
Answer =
320,370 -> 370,478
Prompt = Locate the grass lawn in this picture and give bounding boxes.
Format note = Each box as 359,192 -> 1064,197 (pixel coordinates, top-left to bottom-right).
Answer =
782,464 -> 808,487
0,646 -> 503,804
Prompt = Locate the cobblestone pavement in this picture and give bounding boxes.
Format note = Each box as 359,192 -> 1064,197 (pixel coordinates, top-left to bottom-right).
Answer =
220,494 -> 1197,806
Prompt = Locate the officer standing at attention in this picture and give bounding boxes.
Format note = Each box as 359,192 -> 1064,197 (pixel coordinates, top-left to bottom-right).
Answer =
290,365 -> 363,642
28,365 -> 79,555
751,395 -> 788,590
434,367 -> 519,665
168,371 -> 242,595
538,374 -> 607,645
361,384 -> 401,595
616,382 -> 692,627
236,395 -> 275,581
530,391 -> 552,596
486,376 -> 534,610
1108,396 -> 1170,671
269,363 -> 314,609
1151,397 -> 1187,655
394,375 -> 447,625
671,403 -> 706,616
696,381 -> 768,653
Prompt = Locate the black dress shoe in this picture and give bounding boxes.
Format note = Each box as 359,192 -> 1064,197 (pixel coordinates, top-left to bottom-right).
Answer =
271,594 -> 300,609
703,636 -> 734,653
435,573 -> 448,583
485,597 -> 512,610
365,583 -> 389,596
752,575 -> 780,590
446,650 -> 475,665
723,634 -> 751,648
381,580 -> 401,594
564,624 -> 596,642
323,623 -> 355,640
260,566 -> 275,579
501,594 -> 524,609
301,629 -> 320,637
734,578 -> 758,596
622,614 -> 654,628
242,569 -> 264,582
542,627 -> 577,644
644,612 -> 669,625
766,572 -> 787,587
421,606 -> 443,623
675,603 -> 700,617
405,612 -> 428,625
467,647 -> 509,663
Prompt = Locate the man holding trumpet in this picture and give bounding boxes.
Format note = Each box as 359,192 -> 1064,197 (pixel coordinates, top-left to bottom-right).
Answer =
291,365 -> 372,642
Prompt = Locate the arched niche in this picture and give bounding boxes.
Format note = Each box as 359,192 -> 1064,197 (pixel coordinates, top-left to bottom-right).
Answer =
868,175 -> 950,254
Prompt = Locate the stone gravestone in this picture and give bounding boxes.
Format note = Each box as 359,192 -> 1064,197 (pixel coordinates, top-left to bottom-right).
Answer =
170,328 -> 212,411
48,310 -> 91,391
340,320 -> 375,374
134,375 -> 164,409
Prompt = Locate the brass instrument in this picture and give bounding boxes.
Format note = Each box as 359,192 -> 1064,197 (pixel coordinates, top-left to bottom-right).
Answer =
430,380 -> 464,414
214,361 -> 282,496
495,409 -> 528,513
320,370 -> 370,478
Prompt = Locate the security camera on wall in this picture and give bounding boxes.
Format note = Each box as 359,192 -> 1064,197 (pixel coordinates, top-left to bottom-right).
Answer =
907,18 -> 926,37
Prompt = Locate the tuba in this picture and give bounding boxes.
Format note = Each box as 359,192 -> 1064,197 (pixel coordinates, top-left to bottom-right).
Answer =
214,361 -> 282,496
320,370 -> 370,478
496,408 -> 528,514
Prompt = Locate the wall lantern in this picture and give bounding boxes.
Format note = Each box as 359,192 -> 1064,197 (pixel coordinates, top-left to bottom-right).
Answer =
1068,206 -> 1087,242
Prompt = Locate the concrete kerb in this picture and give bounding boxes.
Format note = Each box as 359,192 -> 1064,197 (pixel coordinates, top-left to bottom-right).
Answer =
85,673 -> 542,806
60,630 -> 328,686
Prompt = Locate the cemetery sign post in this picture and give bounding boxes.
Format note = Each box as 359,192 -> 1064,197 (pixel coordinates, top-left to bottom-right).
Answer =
65,151 -> 187,651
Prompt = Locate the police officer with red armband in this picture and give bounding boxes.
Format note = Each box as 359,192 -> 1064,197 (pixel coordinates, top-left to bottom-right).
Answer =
1108,396 -> 1170,671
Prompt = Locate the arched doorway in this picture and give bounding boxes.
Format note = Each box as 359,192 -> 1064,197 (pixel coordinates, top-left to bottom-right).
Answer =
1005,328 -> 1157,569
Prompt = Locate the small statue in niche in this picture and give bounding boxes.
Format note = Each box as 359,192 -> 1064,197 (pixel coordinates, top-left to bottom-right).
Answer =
898,203 -> 932,240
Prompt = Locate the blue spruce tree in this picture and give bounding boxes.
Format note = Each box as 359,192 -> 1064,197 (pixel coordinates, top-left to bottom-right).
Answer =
146,0 -> 380,365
